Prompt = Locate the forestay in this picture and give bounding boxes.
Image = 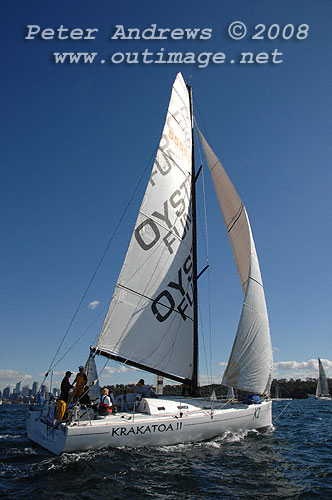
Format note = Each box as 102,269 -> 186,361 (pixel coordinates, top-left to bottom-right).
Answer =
96,73 -> 194,382
198,131 -> 273,395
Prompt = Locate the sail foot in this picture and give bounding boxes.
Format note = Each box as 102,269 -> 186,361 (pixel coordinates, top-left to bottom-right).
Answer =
90,346 -> 190,385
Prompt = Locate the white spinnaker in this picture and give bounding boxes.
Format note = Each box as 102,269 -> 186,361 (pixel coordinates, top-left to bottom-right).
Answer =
199,130 -> 273,395
85,354 -> 100,403
97,73 -> 193,381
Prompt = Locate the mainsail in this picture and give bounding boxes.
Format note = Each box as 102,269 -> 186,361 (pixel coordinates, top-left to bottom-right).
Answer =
316,358 -> 329,396
95,73 -> 194,383
198,131 -> 273,395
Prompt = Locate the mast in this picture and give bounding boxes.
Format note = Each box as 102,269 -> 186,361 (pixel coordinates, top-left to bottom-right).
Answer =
187,83 -> 199,396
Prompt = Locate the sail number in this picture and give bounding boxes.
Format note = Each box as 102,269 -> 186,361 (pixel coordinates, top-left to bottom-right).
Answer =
253,407 -> 261,419
169,129 -> 189,159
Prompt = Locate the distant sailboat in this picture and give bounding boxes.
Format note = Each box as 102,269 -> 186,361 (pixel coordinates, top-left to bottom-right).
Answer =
272,382 -> 292,401
315,358 -> 331,400
227,387 -> 235,399
274,383 -> 280,399
27,73 -> 273,455
155,375 -> 164,396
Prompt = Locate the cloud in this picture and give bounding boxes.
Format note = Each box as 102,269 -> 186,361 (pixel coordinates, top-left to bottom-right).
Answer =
215,358 -> 332,381
88,300 -> 100,310
273,358 -> 332,379
37,370 -> 66,377
103,365 -> 134,375
0,369 -> 32,386
199,374 -> 222,385
274,359 -> 329,371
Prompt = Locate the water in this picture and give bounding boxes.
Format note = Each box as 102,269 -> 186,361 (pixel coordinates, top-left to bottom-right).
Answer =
1,399 -> 332,499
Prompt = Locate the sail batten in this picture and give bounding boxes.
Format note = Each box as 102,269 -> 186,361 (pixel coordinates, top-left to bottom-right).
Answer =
198,129 -> 273,395
115,283 -> 194,321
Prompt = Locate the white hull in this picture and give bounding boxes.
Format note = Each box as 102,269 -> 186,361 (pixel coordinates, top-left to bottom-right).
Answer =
27,398 -> 272,455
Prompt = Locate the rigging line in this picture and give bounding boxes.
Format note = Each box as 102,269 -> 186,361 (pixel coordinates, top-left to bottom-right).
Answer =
193,101 -> 210,143
49,303 -> 109,372
198,300 -> 211,387
272,400 -> 293,425
43,146 -> 158,379
194,124 -> 210,264
194,124 -> 213,384
194,176 -> 211,383
97,356 -> 111,379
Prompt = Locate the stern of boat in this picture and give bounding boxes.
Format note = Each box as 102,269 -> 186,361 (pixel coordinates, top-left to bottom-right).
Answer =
26,407 -> 68,455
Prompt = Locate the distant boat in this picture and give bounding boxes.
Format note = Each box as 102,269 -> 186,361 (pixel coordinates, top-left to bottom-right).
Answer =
272,383 -> 282,400
272,383 -> 292,401
227,387 -> 235,399
27,73 -> 273,455
315,358 -> 332,400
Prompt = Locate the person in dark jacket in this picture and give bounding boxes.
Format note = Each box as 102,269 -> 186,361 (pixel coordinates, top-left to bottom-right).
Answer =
80,386 -> 91,406
60,371 -> 73,402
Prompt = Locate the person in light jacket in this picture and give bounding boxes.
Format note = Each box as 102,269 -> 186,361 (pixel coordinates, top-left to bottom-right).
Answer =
134,378 -> 157,397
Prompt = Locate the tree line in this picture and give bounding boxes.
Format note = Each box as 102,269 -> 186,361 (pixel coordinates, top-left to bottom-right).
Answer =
108,378 -> 329,400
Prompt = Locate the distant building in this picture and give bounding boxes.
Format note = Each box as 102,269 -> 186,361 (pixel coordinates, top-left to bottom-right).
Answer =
15,382 -> 22,395
32,382 -> 39,397
22,385 -> 30,397
3,387 -> 9,399
40,385 -> 48,397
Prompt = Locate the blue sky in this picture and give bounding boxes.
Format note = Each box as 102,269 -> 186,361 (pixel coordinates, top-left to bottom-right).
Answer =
1,0 -> 332,391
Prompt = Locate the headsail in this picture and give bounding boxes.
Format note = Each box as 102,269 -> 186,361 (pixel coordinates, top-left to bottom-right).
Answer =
94,73 -> 194,383
198,130 -> 273,395
85,354 -> 100,403
316,358 -> 329,396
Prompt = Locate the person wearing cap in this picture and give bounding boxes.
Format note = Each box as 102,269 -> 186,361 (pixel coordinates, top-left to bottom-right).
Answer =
73,365 -> 87,401
60,371 -> 73,402
134,378 -> 157,397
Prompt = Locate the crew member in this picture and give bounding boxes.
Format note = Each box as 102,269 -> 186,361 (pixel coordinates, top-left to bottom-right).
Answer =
60,371 -> 73,402
73,365 -> 87,400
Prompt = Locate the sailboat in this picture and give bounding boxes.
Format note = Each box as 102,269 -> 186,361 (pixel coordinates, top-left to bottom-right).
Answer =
271,383 -> 292,401
315,358 -> 331,400
27,73 -> 273,455
227,387 -> 235,400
